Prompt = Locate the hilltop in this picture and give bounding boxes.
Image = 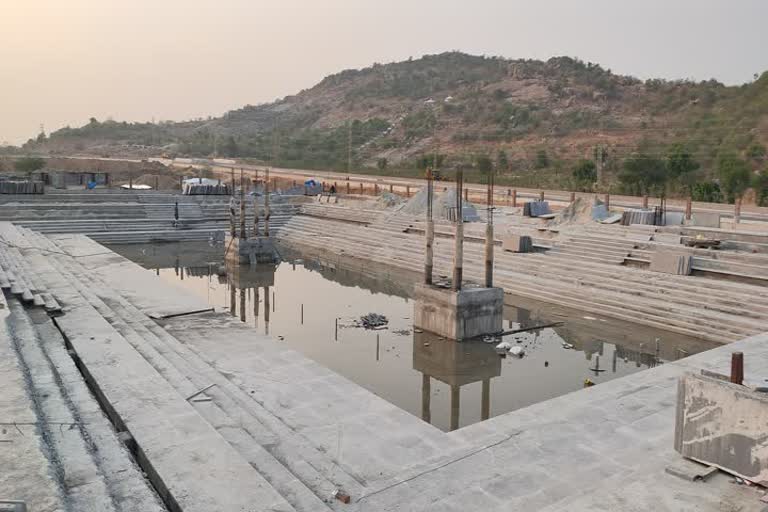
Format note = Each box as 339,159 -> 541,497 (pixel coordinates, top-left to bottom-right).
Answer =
23,52 -> 768,189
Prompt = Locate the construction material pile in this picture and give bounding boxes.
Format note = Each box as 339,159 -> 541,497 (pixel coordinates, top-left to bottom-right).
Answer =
523,201 -> 551,217
396,187 -> 480,221
0,180 -> 44,194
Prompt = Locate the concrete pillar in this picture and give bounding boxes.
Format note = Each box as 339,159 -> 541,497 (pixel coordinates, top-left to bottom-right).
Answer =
539,190 -> 545,202
481,379 -> 490,421
453,169 -> 464,291
731,352 -> 744,385
263,286 -> 270,336
253,287 -> 259,328
512,189 -> 517,207
570,191 -> 576,203
485,171 -> 494,288
230,168 -> 235,193
642,195 -> 649,208
264,169 -> 271,237
239,170 -> 246,239
425,169 -> 434,285
685,197 -> 692,220
421,374 -> 431,423
406,185 -> 410,197
155,175 -> 159,190
390,184 -> 394,193
346,182 -> 350,194
374,183 -> 378,194
239,288 -> 246,322
450,385 -> 460,431
604,193 -> 610,210
734,197 -> 742,224
359,182 -> 364,195
464,188 -> 469,201
229,284 -> 236,317
506,188 -> 511,206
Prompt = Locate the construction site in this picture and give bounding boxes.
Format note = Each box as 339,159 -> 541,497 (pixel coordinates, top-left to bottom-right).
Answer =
1,165 -> 768,512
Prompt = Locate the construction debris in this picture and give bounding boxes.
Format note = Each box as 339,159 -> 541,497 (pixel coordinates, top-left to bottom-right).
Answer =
357,313 -> 389,329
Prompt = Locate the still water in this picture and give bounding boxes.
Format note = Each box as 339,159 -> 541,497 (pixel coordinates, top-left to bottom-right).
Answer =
112,242 -> 718,432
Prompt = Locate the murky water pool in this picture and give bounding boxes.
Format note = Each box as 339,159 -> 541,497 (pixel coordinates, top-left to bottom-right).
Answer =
111,241 -> 717,432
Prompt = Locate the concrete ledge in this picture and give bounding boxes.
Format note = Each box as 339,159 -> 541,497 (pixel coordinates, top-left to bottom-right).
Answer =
650,252 -> 692,275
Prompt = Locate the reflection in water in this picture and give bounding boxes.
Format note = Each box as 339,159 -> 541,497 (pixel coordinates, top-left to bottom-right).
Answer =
111,241 -> 718,432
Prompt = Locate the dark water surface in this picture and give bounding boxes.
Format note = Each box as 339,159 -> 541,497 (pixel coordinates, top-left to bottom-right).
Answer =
112,241 -> 717,432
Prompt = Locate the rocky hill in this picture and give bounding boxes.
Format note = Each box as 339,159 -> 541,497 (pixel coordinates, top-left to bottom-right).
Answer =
25,52 -> 768,184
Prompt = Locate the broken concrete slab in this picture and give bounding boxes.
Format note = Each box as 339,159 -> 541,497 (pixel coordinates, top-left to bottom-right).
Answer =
675,373 -> 768,486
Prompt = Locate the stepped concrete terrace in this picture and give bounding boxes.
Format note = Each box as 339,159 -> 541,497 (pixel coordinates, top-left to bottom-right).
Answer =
279,207 -> 768,345
0,223 -> 766,510
0,190 -> 303,244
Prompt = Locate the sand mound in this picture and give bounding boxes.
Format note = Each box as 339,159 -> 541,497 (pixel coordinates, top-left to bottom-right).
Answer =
132,173 -> 180,190
396,187 -> 480,221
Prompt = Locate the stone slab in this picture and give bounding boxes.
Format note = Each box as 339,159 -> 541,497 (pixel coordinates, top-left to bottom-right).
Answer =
650,251 -> 692,275
50,234 -> 213,318
51,295 -> 294,511
675,373 -> 768,485
692,212 -> 722,228
413,284 -> 504,340
501,235 -> 532,253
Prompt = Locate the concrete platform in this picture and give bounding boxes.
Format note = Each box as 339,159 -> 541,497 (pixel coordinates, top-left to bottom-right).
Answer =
413,284 -> 504,340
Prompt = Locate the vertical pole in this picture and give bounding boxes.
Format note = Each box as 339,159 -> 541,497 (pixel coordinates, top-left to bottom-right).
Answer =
685,197 -> 692,220
359,182 -> 363,195
155,175 -> 159,190
346,181 -> 350,194
464,188 -> 468,202
239,288 -> 246,322
264,168 -> 270,237
374,183 -> 378,195
254,287 -> 259,328
421,374 -> 431,423
129,175 -> 133,190
734,197 -> 742,225
425,168 -> 434,285
642,195 -> 649,209
481,379 -> 490,421
604,193 -> 610,210
406,185 -> 410,197
450,385 -> 460,431
731,352 -> 744,385
453,168 -> 464,291
230,168 -> 235,194
300,303 -> 304,324
253,188 -> 259,237
264,286 -> 270,335
512,189 -> 517,207
570,191 -> 576,203
239,169 -> 246,239
539,190 -> 545,202
485,168 -> 494,288
389,184 -> 393,193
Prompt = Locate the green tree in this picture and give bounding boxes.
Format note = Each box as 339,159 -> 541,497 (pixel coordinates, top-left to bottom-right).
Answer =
496,150 -> 509,172
666,145 -> 699,178
753,171 -> 768,207
691,181 -> 723,203
618,154 -> 668,195
14,156 -> 46,175
377,157 -> 388,170
717,153 -> 751,202
534,149 -> 549,169
475,155 -> 493,175
572,159 -> 596,190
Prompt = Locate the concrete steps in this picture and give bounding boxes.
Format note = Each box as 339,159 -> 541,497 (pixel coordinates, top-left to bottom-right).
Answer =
6,227 -> 300,512
12,226 -> 362,511
277,216 -> 768,344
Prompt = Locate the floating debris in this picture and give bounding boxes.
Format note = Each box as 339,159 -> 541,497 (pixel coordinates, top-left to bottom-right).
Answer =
391,329 -> 411,336
356,313 -> 389,329
509,345 -> 524,357
562,342 -> 574,350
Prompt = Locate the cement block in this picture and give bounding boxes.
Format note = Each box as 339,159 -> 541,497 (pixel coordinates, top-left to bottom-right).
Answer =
650,252 -> 692,275
224,234 -> 276,264
692,212 -> 721,228
502,235 -> 533,253
653,233 -> 683,245
665,212 -> 685,225
675,373 -> 768,485
413,284 -> 503,341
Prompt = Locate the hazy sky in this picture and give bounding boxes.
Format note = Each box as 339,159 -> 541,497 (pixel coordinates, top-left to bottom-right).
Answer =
1,0 -> 766,144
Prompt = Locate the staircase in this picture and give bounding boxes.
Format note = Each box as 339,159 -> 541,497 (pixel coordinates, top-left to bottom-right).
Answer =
276,215 -> 768,345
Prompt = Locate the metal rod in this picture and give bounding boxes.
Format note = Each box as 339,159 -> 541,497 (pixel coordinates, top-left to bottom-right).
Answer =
239,169 -> 246,239
264,168 -> 270,237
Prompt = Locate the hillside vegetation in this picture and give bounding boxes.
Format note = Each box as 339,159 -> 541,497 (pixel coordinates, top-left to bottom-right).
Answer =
22,52 -> 768,201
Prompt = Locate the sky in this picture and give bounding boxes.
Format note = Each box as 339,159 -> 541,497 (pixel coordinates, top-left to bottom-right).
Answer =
1,0 -> 766,145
